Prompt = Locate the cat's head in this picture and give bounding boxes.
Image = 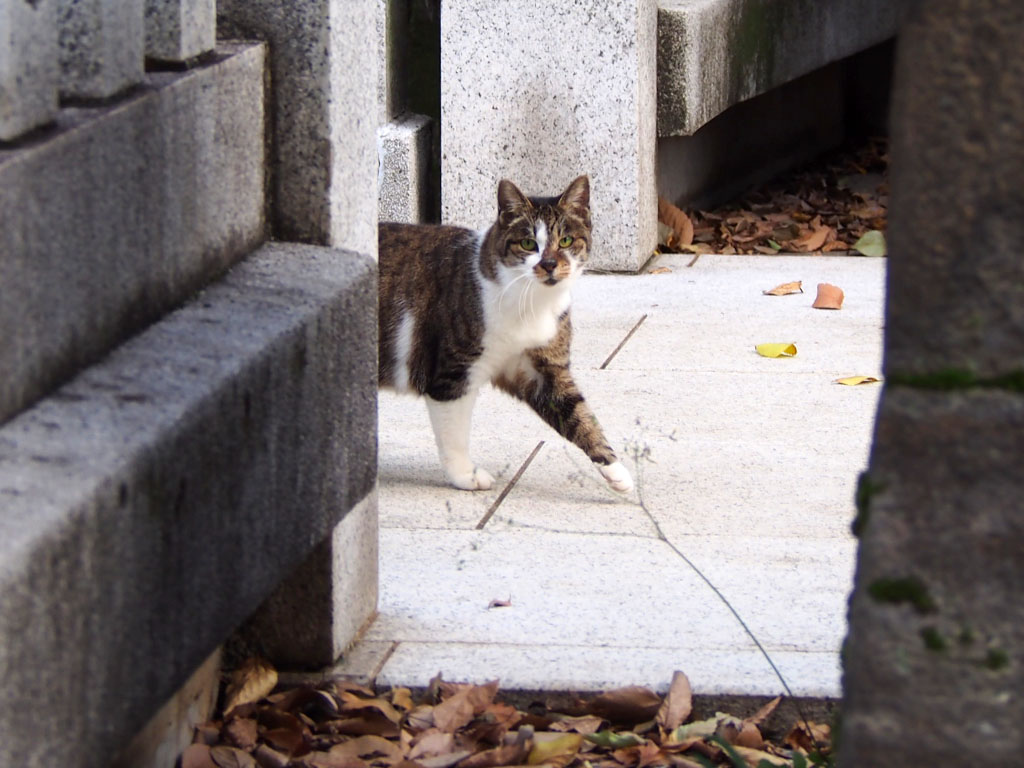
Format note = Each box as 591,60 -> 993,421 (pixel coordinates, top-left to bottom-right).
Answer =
484,175 -> 592,288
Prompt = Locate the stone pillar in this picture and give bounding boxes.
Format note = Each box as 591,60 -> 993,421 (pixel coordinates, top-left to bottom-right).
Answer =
0,0 -> 58,141
144,0 -> 216,64
840,1 -> 1024,764
56,0 -> 145,99
217,0 -> 379,256
235,489 -> 380,668
379,112 -> 433,223
441,0 -> 657,272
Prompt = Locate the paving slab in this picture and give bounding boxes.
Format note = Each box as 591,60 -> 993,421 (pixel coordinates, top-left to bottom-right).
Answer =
369,254 -> 884,699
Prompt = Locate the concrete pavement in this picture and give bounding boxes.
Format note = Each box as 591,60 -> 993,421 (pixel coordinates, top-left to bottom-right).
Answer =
345,253 -> 885,700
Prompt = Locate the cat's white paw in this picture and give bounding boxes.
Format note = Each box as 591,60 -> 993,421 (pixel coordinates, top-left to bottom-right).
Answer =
599,461 -> 634,494
447,465 -> 495,491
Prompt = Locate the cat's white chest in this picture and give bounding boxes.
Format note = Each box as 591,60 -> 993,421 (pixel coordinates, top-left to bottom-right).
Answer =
472,276 -> 571,386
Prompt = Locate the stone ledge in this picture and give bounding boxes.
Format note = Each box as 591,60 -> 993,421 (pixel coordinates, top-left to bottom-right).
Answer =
0,41 -> 266,426
378,112 -> 432,224
657,0 -> 906,136
0,242 -> 377,768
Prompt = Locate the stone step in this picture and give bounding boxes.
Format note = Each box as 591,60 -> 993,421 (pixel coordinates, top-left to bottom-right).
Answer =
0,242 -> 377,768
0,41 -> 266,425
657,0 -> 906,136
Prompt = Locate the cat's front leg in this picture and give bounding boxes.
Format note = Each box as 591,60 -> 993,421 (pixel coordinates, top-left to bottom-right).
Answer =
497,361 -> 633,494
424,392 -> 495,491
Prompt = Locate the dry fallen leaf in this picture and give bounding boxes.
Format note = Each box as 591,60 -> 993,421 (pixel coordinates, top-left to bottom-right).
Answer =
791,225 -> 832,252
785,721 -> 831,752
587,686 -> 662,723
223,658 -> 278,715
743,696 -> 782,728
210,745 -> 259,768
330,735 -> 404,765
655,671 -> 692,732
487,597 -> 512,609
812,283 -> 844,309
762,280 -> 803,296
834,376 -> 880,386
182,744 -> 218,768
731,745 -> 788,766
527,732 -> 583,765
648,266 -> 673,275
657,197 -> 694,247
755,343 -> 797,358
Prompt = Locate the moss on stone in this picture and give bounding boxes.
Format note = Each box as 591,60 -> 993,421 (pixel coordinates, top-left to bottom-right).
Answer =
852,472 -> 885,538
867,576 -> 937,614
887,369 -> 1024,392
983,648 -> 1009,671
920,626 -> 947,652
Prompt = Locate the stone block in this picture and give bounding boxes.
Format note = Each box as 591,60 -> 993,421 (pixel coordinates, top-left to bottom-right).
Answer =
658,62 -> 844,210
0,42 -> 265,425
144,0 -> 216,63
217,0 -> 379,255
842,387 -> 1024,765
237,488 -> 380,668
657,0 -> 906,136
56,0 -> 145,99
378,112 -> 432,224
0,0 -> 59,141
111,649 -> 221,768
376,0 -> 410,124
0,241 -> 378,768
883,2 -> 1024,380
440,0 -> 657,273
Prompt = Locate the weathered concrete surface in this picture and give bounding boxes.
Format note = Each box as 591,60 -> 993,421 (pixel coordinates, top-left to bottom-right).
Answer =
378,112 -> 432,224
217,0 -> 379,255
842,389 -> 1024,764
0,0 -> 58,141
883,3 -> 1024,380
56,0 -> 145,99
657,0 -> 906,137
441,0 -> 657,273
237,488 -> 380,669
144,0 -> 216,63
0,42 -> 265,426
841,1 -> 1024,764
0,242 -> 377,768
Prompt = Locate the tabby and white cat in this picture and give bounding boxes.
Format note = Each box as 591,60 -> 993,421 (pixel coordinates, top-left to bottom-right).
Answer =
378,175 -> 633,494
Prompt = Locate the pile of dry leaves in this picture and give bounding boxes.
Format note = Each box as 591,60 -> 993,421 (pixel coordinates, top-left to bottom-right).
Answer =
181,663 -> 832,768
658,138 -> 888,257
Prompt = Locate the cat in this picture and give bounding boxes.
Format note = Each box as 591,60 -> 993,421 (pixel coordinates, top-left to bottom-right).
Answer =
378,175 -> 633,495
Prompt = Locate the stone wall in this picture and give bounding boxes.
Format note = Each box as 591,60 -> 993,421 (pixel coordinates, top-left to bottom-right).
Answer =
0,2 -> 380,766
841,1 -> 1024,763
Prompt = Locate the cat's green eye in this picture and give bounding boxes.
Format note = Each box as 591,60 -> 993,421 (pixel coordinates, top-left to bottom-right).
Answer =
558,235 -> 574,248
519,238 -> 537,251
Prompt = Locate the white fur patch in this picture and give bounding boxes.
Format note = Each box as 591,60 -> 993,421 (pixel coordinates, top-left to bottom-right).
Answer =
600,461 -> 634,494
532,220 -> 548,266
392,310 -> 414,393
425,393 -> 494,490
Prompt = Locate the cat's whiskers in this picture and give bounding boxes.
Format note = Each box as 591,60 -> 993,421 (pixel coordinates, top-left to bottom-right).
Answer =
496,269 -> 533,315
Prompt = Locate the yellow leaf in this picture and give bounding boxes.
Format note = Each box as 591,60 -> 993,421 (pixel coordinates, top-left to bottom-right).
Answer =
834,376 -> 880,386
762,280 -> 803,296
648,266 -> 673,275
755,343 -> 797,358
527,733 -> 583,765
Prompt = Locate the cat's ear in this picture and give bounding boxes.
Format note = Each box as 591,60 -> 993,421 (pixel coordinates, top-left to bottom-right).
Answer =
497,179 -> 532,224
558,175 -> 590,211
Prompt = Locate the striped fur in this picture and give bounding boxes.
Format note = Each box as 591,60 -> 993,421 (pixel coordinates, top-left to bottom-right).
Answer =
379,176 -> 633,494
